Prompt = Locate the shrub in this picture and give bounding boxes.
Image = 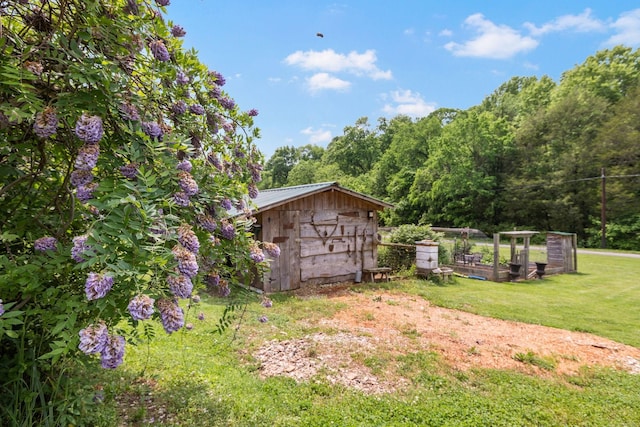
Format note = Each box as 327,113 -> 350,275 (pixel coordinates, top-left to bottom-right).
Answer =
378,225 -> 446,271
0,1 -> 272,424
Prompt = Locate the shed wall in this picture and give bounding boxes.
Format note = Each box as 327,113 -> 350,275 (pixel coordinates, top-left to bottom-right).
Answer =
256,189 -> 382,291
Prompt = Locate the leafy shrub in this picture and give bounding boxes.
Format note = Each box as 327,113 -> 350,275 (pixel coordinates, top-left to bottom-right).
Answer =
0,1 -> 272,424
378,225 -> 446,271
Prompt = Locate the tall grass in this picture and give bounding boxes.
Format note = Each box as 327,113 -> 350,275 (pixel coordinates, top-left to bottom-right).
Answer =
86,251 -> 640,426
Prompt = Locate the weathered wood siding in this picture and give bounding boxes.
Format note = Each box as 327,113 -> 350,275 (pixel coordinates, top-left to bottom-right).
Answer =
256,189 -> 382,291
546,233 -> 576,273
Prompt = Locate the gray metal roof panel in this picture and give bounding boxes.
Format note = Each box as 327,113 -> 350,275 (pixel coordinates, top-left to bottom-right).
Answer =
232,181 -> 393,216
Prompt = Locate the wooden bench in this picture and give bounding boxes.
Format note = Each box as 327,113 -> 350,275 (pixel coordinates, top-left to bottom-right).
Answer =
431,267 -> 454,282
362,267 -> 391,283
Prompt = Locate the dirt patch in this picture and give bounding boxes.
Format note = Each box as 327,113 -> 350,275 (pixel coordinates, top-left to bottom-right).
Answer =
254,289 -> 640,393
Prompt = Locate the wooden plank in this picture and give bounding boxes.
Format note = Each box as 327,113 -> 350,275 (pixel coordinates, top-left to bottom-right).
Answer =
265,213 -> 280,292
300,253 -> 360,281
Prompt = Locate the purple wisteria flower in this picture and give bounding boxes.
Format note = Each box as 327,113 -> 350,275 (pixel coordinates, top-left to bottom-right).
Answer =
34,236 -> 57,252
197,312 -> 205,321
258,315 -> 268,323
218,281 -> 231,297
221,122 -> 234,134
263,242 -> 281,258
149,39 -> 170,61
178,171 -> 198,196
220,220 -> 235,240
219,97 -> 235,110
176,159 -> 192,172
176,70 -> 189,85
85,272 -> 114,301
189,104 -> 205,115
157,298 -> 184,333
167,274 -> 193,299
119,163 -> 139,179
185,323 -> 194,330
249,162 -> 263,183
173,191 -> 190,207
197,214 -> 217,232
0,299 -> 4,317
209,70 -> 225,86
177,224 -> 199,253
208,85 -> 222,100
141,121 -> 163,139
33,107 -> 58,138
248,183 -> 259,199
191,295 -> 201,304
221,198 -> 232,211
172,245 -> 199,278
75,114 -> 104,144
100,334 -> 125,369
71,235 -> 92,262
247,108 -> 259,117
76,183 -> 98,202
250,244 -> 265,263
70,170 -> 94,187
171,24 -> 186,37
205,272 -> 220,287
127,294 -> 155,320
171,100 -> 187,115
156,0 -> 170,6
234,146 -> 245,159
207,153 -> 223,171
119,102 -> 140,121
262,298 -> 273,308
75,144 -> 100,170
78,323 -> 108,355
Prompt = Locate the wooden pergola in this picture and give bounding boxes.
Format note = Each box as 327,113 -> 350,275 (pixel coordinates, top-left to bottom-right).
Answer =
492,230 -> 538,280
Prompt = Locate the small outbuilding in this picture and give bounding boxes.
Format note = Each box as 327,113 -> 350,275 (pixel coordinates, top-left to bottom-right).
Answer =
248,182 -> 393,292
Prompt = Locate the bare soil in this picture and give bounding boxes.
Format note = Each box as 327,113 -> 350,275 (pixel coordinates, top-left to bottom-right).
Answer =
254,285 -> 640,394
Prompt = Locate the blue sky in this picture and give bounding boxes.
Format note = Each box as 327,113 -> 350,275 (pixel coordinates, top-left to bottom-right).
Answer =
165,1 -> 640,159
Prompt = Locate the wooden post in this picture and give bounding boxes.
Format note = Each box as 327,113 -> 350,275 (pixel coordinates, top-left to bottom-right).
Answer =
572,233 -> 578,272
493,233 -> 500,281
523,236 -> 530,278
601,167 -> 607,249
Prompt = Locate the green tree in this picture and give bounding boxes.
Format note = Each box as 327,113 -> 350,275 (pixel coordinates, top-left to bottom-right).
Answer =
264,145 -> 299,187
324,117 -> 381,176
506,87 -> 610,236
556,46 -> 640,103
592,84 -> 640,248
410,109 -> 513,230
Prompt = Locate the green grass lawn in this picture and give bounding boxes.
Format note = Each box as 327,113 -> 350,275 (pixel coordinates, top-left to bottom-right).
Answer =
87,251 -> 640,426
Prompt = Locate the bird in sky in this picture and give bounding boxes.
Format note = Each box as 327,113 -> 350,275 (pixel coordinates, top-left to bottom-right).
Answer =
316,32 -> 324,38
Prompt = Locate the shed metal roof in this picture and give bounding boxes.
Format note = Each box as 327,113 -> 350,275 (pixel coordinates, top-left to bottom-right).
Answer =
246,181 -> 393,214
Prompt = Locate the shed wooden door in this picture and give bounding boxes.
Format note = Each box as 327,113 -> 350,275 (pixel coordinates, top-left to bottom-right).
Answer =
270,210 -> 300,291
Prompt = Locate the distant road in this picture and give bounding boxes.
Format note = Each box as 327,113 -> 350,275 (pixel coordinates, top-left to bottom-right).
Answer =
575,249 -> 640,259
474,242 -> 640,259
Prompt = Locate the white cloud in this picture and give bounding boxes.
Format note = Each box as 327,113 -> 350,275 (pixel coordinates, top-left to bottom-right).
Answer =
404,28 -> 415,36
301,127 -> 332,144
604,8 -> 640,46
382,90 -> 436,118
444,13 -> 538,59
524,8 -> 605,36
306,73 -> 351,93
284,49 -> 392,80
439,29 -> 453,37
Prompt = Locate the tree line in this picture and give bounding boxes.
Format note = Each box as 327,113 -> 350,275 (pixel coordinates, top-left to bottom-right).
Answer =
261,46 -> 640,250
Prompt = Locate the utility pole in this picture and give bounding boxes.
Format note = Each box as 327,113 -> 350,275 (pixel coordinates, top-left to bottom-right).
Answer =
601,167 -> 606,249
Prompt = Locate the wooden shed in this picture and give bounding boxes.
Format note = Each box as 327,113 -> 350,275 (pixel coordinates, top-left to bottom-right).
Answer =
248,182 -> 393,292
